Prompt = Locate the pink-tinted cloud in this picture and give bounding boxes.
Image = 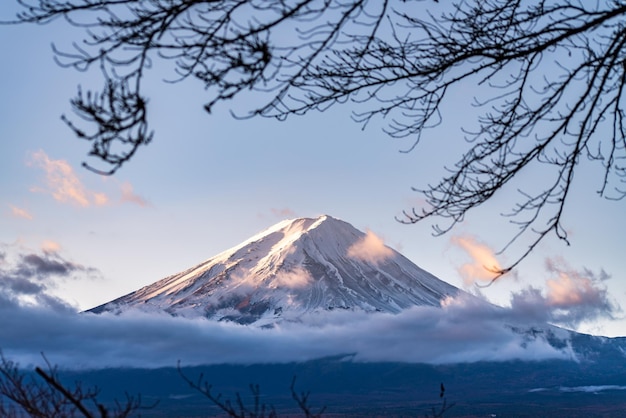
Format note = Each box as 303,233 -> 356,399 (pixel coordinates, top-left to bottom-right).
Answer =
544,258 -> 608,308
9,205 -> 33,220
29,150 -> 109,207
510,258 -> 618,328
451,236 -> 501,286
273,267 -> 313,289
120,182 -> 150,207
347,230 -> 394,266
41,240 -> 61,254
271,208 -> 297,218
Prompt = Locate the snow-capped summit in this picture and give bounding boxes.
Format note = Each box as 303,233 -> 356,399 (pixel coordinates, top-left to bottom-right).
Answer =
89,215 -> 460,324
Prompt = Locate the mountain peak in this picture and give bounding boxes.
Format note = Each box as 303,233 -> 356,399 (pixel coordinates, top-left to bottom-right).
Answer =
250,214 -> 344,240
90,215 -> 460,325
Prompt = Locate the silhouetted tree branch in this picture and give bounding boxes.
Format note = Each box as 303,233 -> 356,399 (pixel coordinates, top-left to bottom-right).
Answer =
289,376 -> 326,418
0,352 -> 146,417
178,362 -> 326,417
177,361 -> 278,417
426,383 -> 454,418
6,0 -> 625,274
2,352 -> 450,417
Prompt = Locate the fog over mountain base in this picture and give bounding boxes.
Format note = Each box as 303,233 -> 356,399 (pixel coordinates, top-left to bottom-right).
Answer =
0,294 -> 600,369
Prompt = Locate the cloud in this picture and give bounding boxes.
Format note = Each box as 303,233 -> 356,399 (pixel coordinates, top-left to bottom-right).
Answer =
29,150 -> 109,207
0,242 -> 100,312
120,182 -> 150,207
17,253 -> 82,277
509,258 -> 618,328
41,240 -> 61,254
8,205 -> 33,220
5,277 -> 45,295
271,208 -> 297,218
0,293 -> 576,370
450,236 -> 501,286
28,151 -> 150,208
273,267 -> 313,289
346,230 -> 393,266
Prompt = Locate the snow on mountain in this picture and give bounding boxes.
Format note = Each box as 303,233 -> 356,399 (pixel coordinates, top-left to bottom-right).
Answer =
89,215 -> 460,325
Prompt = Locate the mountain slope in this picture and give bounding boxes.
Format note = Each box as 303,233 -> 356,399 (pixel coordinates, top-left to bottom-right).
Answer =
90,215 -> 459,324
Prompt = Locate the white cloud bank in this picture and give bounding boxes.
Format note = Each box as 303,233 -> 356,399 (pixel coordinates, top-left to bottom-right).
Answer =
0,295 -> 577,370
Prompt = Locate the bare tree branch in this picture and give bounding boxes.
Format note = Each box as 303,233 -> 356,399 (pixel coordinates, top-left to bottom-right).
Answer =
177,362 -> 327,417
289,376 -> 326,418
0,351 -> 146,418
5,0 -> 625,273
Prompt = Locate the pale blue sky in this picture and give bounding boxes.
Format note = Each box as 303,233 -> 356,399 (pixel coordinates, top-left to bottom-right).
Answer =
1,7 -> 625,338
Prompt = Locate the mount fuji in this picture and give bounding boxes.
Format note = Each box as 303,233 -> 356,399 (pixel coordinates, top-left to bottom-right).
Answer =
52,216 -> 626,416
89,215 -> 460,324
